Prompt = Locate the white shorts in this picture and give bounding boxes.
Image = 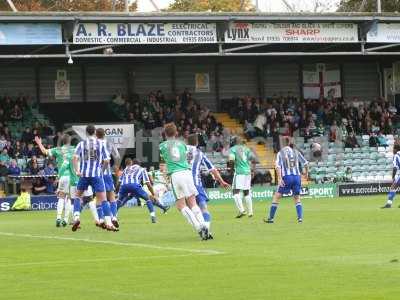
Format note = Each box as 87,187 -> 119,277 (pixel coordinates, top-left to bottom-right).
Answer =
57,176 -> 76,197
233,174 -> 252,190
171,170 -> 198,200
153,183 -> 168,199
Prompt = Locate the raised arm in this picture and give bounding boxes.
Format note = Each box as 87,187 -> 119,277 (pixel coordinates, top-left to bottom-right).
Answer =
34,136 -> 49,156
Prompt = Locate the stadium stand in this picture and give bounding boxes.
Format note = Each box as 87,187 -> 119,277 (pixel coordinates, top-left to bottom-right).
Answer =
0,94 -> 57,195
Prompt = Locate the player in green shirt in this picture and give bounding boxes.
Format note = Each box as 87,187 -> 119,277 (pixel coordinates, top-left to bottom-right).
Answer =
148,163 -> 171,213
159,123 -> 209,240
228,137 -> 256,218
35,135 -> 77,227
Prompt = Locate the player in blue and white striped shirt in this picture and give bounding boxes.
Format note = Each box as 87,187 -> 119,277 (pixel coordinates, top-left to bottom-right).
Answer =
187,134 -> 229,234
117,158 -> 159,223
96,128 -> 121,228
381,144 -> 400,208
265,137 -> 308,223
72,125 -> 117,232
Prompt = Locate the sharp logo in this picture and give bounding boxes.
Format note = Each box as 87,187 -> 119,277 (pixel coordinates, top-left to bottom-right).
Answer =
0,201 -> 10,211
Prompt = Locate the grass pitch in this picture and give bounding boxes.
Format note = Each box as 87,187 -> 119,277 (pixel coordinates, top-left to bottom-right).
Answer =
1,196 -> 400,300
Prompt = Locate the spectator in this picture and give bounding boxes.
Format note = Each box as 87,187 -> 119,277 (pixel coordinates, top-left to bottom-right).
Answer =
32,177 -> 47,195
377,132 -> 388,147
345,167 -> 353,182
8,159 -> 21,176
41,122 -> 53,137
9,104 -> 22,121
310,141 -> 322,161
254,112 -> 267,137
21,127 -> 34,144
23,143 -> 36,158
369,132 -> 379,147
0,160 -> 8,190
0,149 -> 10,165
27,156 -> 40,175
0,135 -> 7,150
42,162 -> 56,194
344,132 -> 360,149
329,120 -> 339,142
244,120 -> 256,139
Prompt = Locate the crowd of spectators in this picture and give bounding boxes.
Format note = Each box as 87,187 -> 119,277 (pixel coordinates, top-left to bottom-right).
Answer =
231,94 -> 399,151
112,88 -> 232,153
0,95 -> 57,194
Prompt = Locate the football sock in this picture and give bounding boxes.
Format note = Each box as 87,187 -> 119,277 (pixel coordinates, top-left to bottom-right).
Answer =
387,191 -> 396,205
268,202 -> 279,220
73,198 -> 81,221
63,197 -> 72,222
233,193 -> 245,213
244,194 -> 253,215
96,204 -> 104,221
146,200 -> 155,214
153,200 -> 168,211
191,205 -> 206,226
296,202 -> 303,220
117,197 -> 127,210
101,200 -> 112,226
202,211 -> 211,230
56,197 -> 64,220
110,201 -> 118,218
88,201 -> 99,223
181,206 -> 201,232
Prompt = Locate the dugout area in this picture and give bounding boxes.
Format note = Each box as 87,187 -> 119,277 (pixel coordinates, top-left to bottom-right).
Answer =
0,12 -> 398,115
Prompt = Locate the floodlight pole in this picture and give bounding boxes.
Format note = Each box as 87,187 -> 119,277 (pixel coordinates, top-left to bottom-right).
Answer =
377,0 -> 382,13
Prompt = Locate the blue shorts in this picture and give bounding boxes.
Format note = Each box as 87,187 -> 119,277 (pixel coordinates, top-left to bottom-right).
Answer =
103,174 -> 115,192
77,177 -> 105,193
277,175 -> 301,196
195,185 -> 209,207
118,183 -> 149,201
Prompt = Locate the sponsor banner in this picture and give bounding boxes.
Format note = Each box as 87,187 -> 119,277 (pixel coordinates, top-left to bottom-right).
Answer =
338,182 -> 394,197
367,23 -> 400,43
195,73 -> 210,93
72,124 -> 135,149
73,23 -> 217,44
225,22 -> 358,43
0,195 -> 57,212
0,23 -> 61,45
207,184 -> 337,202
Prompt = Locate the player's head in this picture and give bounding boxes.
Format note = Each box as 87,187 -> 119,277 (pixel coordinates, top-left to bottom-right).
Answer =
159,162 -> 166,172
394,144 -> 400,154
86,125 -> 96,137
282,137 -> 291,147
95,128 -> 105,140
61,134 -> 71,146
164,122 -> 177,138
187,134 -> 198,146
125,157 -> 133,166
132,159 -> 141,166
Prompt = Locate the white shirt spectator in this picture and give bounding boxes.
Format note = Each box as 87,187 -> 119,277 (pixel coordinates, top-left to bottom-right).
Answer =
254,114 -> 266,131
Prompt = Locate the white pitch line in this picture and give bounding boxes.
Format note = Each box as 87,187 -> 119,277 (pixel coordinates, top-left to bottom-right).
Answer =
0,231 -> 224,255
0,253 -> 194,268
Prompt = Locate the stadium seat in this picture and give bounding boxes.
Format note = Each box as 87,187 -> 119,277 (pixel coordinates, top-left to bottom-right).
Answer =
378,147 -> 386,153
384,174 -> 392,181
